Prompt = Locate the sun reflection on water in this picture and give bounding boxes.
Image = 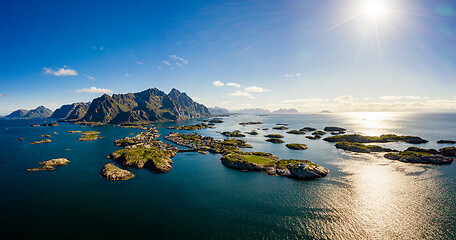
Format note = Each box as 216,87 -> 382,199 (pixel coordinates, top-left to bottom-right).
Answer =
341,112 -> 407,136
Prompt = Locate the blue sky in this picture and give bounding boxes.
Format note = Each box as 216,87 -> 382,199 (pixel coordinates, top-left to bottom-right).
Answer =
1,0 -> 455,114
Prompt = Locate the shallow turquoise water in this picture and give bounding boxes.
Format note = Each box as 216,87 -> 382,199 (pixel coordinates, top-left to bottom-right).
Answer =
0,113 -> 455,239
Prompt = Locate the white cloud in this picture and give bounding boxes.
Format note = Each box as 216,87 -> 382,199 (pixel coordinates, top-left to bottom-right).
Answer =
245,86 -> 270,93
227,82 -> 241,88
84,75 -> 95,80
162,61 -> 171,66
43,67 -> 78,77
100,46 -> 104,50
0,94 -> 5,97
136,61 -> 143,65
170,55 -> 188,64
285,73 -> 302,78
229,90 -> 254,99
334,95 -> 354,102
379,95 -> 423,100
125,73 -> 131,77
213,81 -> 224,87
75,87 -> 113,94
176,62 -> 183,67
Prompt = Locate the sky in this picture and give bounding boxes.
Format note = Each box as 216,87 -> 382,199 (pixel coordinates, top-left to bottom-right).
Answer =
0,0 -> 455,115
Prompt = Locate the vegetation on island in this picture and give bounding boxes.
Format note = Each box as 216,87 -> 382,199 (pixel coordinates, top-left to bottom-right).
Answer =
384,150 -> 453,164
266,138 -> 285,143
108,147 -> 176,172
221,131 -> 246,137
265,134 -> 284,138
286,130 -> 306,135
324,127 -> 346,132
312,131 -> 326,136
168,123 -> 210,130
335,142 -> 397,153
272,126 -> 289,130
286,143 -> 308,150
323,134 -> 428,144
239,121 -> 263,126
300,127 -> 316,132
78,131 -> 102,141
220,152 -> 328,180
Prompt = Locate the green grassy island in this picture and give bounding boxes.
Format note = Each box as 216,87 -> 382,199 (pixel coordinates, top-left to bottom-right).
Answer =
78,131 -> 102,141
286,143 -> 308,150
221,152 -> 328,180
221,131 -> 246,137
108,147 -> 177,172
384,150 -> 454,164
167,123 -> 211,130
335,142 -> 397,153
266,138 -> 285,143
324,134 -> 428,144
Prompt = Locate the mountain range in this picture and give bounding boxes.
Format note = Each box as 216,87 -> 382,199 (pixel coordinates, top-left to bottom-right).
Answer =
5,106 -> 53,119
51,88 -> 211,124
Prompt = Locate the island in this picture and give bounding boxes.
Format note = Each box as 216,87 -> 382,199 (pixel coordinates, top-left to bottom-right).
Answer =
30,139 -> 51,144
324,127 -> 346,132
335,142 -> 397,153
323,134 -> 428,144
78,131 -> 103,141
306,135 -> 321,140
108,147 -> 177,172
266,138 -> 284,143
384,148 -> 454,164
101,163 -> 135,180
265,134 -> 284,138
221,152 -> 328,180
239,121 -> 263,126
286,143 -> 308,150
246,131 -> 259,135
437,140 -> 456,144
221,131 -> 246,137
168,123 -> 211,130
312,131 -> 326,136
27,158 -> 70,171
300,127 -> 317,132
286,130 -> 306,135
272,126 -> 289,130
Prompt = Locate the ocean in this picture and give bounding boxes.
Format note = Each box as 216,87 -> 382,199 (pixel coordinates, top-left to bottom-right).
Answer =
1,112 -> 455,239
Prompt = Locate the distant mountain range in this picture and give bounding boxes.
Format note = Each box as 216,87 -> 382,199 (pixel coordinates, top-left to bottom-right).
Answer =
233,108 -> 271,114
52,88 -> 211,124
208,106 -> 231,115
5,106 -> 53,119
272,108 -> 298,114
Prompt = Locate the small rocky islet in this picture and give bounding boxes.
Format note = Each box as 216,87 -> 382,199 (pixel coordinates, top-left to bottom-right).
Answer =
78,131 -> 103,141
101,163 -> 135,180
286,143 -> 308,150
27,158 -> 70,171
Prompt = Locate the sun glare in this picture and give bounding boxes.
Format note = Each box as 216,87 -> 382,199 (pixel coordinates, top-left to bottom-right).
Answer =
362,1 -> 389,21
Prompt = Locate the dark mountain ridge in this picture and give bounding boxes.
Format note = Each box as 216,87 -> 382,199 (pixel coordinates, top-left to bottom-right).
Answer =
78,88 -> 211,124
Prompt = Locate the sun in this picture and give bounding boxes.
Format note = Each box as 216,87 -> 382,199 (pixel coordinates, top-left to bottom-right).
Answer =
362,1 -> 389,21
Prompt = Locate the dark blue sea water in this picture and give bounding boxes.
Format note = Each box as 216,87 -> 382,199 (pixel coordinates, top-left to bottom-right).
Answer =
1,113 -> 455,239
